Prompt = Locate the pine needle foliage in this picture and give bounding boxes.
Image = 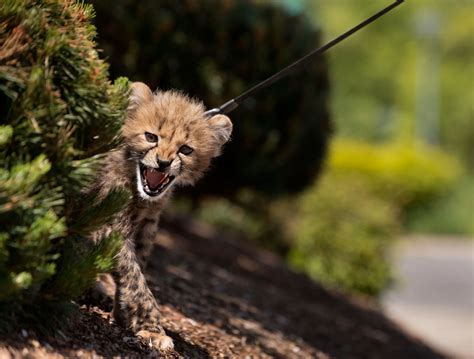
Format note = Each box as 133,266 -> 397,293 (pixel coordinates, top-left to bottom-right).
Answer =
0,0 -> 129,330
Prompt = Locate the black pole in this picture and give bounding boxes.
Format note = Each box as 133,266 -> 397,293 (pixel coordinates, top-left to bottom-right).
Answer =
205,0 -> 404,117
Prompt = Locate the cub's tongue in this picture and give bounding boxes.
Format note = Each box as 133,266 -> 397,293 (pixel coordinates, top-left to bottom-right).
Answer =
144,168 -> 166,191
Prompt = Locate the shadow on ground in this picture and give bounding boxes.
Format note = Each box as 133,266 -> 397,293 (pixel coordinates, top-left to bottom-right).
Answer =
0,215 -> 446,358
147,214 -> 445,358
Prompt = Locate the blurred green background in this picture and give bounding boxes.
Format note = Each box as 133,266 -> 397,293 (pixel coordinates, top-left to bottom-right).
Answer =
313,0 -> 473,233
294,0 -> 473,295
90,0 -> 473,297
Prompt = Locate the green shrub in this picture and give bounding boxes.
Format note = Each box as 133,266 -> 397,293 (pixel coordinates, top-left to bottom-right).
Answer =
406,176 -> 474,236
193,198 -> 265,241
0,0 -> 129,329
185,192 -> 291,253
89,0 -> 331,198
289,173 -> 399,297
328,138 -> 461,209
289,137 -> 462,297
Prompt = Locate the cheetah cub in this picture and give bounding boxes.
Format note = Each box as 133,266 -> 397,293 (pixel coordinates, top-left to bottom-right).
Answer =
89,82 -> 232,352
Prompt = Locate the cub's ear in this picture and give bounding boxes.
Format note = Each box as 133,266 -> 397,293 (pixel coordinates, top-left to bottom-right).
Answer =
207,114 -> 233,148
128,82 -> 153,112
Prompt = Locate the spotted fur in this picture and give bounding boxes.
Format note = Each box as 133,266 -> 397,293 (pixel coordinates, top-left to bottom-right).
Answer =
89,82 -> 232,352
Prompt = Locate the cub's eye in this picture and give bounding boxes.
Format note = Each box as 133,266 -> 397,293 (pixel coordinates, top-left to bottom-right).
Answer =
144,132 -> 158,143
179,145 -> 194,155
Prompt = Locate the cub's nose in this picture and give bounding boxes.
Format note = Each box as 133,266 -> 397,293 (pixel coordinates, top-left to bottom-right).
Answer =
157,158 -> 171,170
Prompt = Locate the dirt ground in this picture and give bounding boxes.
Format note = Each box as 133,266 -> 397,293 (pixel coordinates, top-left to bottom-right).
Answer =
0,216 -> 446,358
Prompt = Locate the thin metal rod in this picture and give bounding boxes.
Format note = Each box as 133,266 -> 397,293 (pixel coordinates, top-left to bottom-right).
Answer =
205,0 -> 404,117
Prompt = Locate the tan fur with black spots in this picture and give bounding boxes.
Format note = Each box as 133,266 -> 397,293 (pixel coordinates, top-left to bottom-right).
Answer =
87,82 -> 232,353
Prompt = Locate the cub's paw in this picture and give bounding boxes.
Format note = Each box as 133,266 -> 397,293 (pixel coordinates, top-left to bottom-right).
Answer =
137,330 -> 174,352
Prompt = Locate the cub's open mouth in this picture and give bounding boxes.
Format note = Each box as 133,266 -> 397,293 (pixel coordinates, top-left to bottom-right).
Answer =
139,163 -> 175,197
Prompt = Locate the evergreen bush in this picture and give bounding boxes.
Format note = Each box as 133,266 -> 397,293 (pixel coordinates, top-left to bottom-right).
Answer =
0,0 -> 129,329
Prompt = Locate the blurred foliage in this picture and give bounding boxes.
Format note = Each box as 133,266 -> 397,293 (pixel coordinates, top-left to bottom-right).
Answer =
329,138 -> 461,210
289,137 -> 462,296
89,0 -> 331,197
289,173 -> 399,297
193,198 -> 267,243
406,176 -> 474,236
0,0 -> 129,330
183,192 -> 290,253
310,0 -> 474,167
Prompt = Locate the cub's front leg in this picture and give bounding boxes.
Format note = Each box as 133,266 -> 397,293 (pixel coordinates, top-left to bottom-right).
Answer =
112,239 -> 174,352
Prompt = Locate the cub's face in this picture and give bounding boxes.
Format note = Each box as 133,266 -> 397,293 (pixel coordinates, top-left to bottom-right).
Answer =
122,82 -> 232,200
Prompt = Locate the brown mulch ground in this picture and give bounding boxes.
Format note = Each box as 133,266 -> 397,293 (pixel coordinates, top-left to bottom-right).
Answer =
0,215 -> 446,358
